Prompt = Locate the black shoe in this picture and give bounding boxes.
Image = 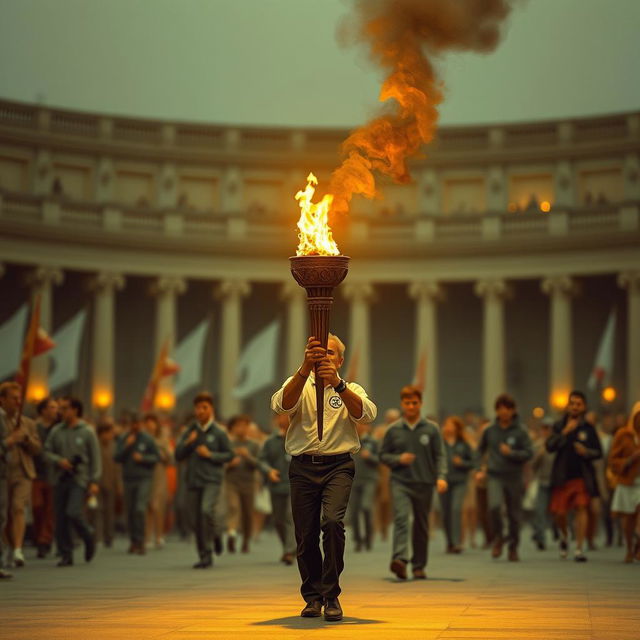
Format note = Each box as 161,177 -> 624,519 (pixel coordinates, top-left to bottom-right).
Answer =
214,536 -> 223,556
300,600 -> 323,618
193,556 -> 213,569
536,540 -> 546,551
0,568 -> 13,579
390,558 -> 407,580
84,536 -> 96,563
413,568 -> 427,579
36,545 -> 48,559
574,550 -> 587,563
57,557 -> 73,567
324,598 -> 343,622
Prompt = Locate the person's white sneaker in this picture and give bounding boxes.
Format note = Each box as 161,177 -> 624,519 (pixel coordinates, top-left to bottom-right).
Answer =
13,548 -> 25,567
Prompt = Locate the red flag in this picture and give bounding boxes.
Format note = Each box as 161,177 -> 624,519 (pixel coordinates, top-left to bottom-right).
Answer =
140,340 -> 181,412
15,296 -> 55,387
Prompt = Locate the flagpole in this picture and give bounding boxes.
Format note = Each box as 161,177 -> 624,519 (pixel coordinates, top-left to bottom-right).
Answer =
14,295 -> 42,430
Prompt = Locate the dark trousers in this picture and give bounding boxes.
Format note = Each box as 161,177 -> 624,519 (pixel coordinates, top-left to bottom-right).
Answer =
124,478 -> 151,545
186,483 -> 222,560
487,474 -> 523,550
391,480 -> 434,570
270,492 -> 295,555
531,484 -> 552,544
348,481 -> 376,548
32,479 -> 55,547
439,481 -> 466,548
289,456 -> 354,602
54,478 -> 94,560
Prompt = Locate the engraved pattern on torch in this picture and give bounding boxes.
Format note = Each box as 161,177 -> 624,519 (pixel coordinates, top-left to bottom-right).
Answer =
290,255 -> 350,441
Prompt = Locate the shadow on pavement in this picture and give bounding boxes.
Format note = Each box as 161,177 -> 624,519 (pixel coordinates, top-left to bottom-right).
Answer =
252,616 -> 383,629
382,576 -> 466,583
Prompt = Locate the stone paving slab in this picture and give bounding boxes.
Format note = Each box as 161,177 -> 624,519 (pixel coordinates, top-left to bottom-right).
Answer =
1,532 -> 639,640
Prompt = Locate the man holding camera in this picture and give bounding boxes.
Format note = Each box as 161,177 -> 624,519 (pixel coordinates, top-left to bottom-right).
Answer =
45,396 -> 101,567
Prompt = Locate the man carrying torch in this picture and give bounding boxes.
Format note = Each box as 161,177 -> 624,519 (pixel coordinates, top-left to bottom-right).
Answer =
271,333 -> 377,622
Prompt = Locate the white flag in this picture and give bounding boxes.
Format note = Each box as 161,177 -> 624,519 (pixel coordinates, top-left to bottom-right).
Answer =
587,308 -> 617,390
174,319 -> 210,397
49,309 -> 88,391
233,320 -> 280,400
0,304 -> 28,380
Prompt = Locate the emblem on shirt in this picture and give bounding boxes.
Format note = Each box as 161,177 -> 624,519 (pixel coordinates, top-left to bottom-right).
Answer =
75,437 -> 83,446
507,437 -> 516,446
420,434 -> 430,446
206,434 -> 214,443
578,431 -> 587,442
329,395 -> 343,409
138,443 -> 146,452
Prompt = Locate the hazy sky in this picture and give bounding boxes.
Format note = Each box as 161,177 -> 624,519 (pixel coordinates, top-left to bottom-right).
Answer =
0,0 -> 638,128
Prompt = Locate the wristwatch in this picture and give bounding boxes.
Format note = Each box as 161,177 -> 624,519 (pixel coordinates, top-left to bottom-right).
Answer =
333,379 -> 347,393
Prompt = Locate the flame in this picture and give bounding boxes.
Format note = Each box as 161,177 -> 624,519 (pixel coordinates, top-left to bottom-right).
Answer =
295,173 -> 340,256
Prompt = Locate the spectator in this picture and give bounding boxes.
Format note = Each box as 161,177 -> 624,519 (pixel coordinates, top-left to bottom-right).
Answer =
32,396 -> 59,558
546,391 -> 602,562
1,381 -> 41,568
476,394 -> 533,562
95,420 -> 121,548
45,396 -> 100,567
225,414 -> 259,554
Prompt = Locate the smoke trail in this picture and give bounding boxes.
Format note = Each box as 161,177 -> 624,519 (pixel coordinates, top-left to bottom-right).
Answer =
328,0 -> 515,217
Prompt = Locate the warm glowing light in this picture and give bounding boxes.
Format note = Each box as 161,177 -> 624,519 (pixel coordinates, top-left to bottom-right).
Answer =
540,201 -> 551,212
532,407 -> 545,419
157,392 -> 175,410
295,173 -> 340,257
28,385 -> 47,402
508,202 -> 517,213
94,391 -> 113,409
602,386 -> 616,403
551,392 -> 569,410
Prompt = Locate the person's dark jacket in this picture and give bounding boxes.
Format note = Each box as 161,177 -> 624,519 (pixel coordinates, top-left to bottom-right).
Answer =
114,430 -> 160,482
478,420 -> 533,476
258,432 -> 290,496
546,415 -> 602,496
175,421 -> 234,488
380,418 -> 447,485
444,438 -> 475,484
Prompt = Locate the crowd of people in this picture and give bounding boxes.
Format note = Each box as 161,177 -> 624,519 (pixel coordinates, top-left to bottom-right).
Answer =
0,378 -> 639,582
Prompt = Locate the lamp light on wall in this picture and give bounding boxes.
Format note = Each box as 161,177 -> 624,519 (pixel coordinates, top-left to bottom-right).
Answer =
602,386 -> 616,403
28,384 -> 47,403
156,391 -> 175,410
551,391 -> 568,411
94,390 -> 113,409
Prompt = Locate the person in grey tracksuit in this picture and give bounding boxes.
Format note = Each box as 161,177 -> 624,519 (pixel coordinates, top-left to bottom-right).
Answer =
45,397 -> 101,567
348,421 -> 379,551
439,416 -> 475,553
175,392 -> 234,569
381,386 -> 448,580
258,414 -> 295,564
476,394 -> 533,561
114,418 -> 160,554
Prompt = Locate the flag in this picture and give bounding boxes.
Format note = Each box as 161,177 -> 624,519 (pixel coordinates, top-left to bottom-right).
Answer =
233,320 -> 280,400
48,309 -> 87,391
412,347 -> 427,392
587,308 -> 617,391
0,304 -> 28,380
15,296 -> 55,387
141,339 -> 181,412
174,319 -> 210,397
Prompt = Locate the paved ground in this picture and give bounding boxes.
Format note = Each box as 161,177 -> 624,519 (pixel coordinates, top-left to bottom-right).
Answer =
1,531 -> 638,640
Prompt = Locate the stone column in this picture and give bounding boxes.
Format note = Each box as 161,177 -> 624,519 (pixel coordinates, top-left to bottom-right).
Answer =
408,281 -> 443,416
475,278 -> 511,417
215,279 -> 251,419
89,272 -> 125,411
342,282 -> 375,391
541,275 -> 578,410
280,281 -> 308,376
24,267 -> 64,399
150,276 -> 187,408
618,271 -> 640,406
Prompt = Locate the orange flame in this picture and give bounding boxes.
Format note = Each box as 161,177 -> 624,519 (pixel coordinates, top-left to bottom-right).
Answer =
295,173 -> 340,256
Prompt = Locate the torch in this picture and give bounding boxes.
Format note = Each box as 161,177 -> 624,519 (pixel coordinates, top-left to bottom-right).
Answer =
290,174 -> 349,441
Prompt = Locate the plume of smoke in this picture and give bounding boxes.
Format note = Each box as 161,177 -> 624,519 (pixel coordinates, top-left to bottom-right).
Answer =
328,0 -> 515,218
